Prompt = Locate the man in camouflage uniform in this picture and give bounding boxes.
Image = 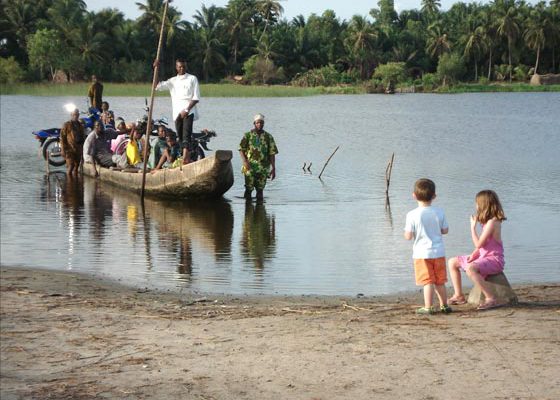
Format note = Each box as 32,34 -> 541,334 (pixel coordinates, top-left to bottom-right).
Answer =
239,114 -> 278,202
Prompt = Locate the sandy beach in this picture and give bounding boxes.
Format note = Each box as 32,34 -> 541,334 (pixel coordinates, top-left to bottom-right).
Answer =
1,266 -> 559,399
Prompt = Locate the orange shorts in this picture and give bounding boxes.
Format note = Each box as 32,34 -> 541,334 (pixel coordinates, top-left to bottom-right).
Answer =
414,257 -> 447,286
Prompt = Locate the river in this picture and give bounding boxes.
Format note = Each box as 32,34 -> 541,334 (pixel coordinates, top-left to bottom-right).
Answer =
1,92 -> 559,295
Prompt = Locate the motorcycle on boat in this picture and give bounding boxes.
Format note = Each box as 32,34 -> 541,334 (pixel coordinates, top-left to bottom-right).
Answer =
32,106 -> 101,167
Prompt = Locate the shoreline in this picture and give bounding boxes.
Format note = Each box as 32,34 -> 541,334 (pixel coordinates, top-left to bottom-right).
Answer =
2,266 -> 559,399
2,82 -> 559,97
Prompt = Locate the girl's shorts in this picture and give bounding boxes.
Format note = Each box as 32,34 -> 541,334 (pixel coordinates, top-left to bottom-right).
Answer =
414,257 -> 447,286
457,255 -> 504,278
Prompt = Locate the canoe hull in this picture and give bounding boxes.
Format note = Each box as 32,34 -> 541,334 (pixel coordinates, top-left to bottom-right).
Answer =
83,150 -> 234,199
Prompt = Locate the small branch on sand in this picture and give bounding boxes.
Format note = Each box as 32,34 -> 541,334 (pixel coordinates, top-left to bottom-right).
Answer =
318,146 -> 340,180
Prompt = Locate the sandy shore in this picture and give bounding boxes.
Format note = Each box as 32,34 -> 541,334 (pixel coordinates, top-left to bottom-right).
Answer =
1,267 -> 559,399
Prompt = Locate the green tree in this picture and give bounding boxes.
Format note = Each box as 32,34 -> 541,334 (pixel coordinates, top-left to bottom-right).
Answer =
255,0 -> 284,39
345,15 -> 378,79
373,61 -> 406,87
193,5 -> 226,82
524,6 -> 547,74
496,1 -> 520,82
426,23 -> 451,59
462,26 -> 487,81
436,52 -> 465,85
0,56 -> 25,84
224,0 -> 256,70
26,28 -> 64,80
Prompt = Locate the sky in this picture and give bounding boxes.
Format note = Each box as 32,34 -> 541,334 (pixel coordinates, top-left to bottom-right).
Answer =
85,0 -> 481,22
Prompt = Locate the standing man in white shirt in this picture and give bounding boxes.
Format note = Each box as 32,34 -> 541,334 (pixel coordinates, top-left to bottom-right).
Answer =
155,58 -> 200,164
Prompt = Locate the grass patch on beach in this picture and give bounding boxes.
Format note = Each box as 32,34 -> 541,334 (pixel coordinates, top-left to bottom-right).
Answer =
0,82 -> 365,97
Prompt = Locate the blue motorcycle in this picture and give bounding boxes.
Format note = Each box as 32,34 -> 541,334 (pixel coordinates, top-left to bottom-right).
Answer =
33,106 -> 101,167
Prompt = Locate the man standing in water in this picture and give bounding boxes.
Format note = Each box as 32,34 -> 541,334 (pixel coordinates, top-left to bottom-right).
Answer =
60,108 -> 85,177
88,75 -> 103,110
239,114 -> 278,202
155,58 -> 200,164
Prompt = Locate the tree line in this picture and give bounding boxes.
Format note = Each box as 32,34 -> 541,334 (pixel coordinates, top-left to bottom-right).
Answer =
1,0 -> 559,87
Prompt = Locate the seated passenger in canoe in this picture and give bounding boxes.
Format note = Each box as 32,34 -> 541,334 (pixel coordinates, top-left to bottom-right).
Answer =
126,124 -> 145,169
100,101 -> 115,128
149,125 -> 168,168
110,119 -> 129,154
151,132 -> 183,173
85,121 -> 120,172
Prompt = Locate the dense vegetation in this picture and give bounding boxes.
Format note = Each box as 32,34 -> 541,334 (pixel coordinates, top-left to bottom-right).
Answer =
1,0 -> 559,90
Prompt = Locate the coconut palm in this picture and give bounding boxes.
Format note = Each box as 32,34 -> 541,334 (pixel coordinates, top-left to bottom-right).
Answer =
496,3 -> 520,82
345,15 -> 378,79
256,0 -> 284,40
193,5 -> 226,82
225,0 -> 254,66
421,0 -> 441,21
462,26 -> 487,80
524,7 -> 547,74
426,23 -> 451,58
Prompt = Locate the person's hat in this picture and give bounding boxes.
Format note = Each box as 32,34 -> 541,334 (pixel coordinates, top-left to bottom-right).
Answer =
253,113 -> 265,122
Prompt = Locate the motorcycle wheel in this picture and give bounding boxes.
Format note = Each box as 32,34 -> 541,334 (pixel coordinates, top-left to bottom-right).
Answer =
43,137 -> 66,167
195,146 -> 205,161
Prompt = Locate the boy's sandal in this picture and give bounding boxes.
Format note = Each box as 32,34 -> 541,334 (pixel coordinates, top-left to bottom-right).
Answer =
477,299 -> 499,311
448,296 -> 467,305
415,307 -> 435,315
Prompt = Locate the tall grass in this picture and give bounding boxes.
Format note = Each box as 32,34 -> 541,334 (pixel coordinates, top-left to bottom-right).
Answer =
1,82 -> 557,96
0,82 -> 364,97
438,82 -> 560,93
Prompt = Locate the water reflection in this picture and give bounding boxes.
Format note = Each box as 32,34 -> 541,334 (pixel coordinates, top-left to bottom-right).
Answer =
241,202 -> 277,270
96,183 -> 234,281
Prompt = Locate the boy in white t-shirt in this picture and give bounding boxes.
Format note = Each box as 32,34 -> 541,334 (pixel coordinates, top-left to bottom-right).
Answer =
404,178 -> 452,315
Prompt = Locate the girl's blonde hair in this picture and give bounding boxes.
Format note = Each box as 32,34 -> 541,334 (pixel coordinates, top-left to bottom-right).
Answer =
475,190 -> 507,224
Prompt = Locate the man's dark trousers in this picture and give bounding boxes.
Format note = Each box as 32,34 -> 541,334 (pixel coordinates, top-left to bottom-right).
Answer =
175,113 -> 194,152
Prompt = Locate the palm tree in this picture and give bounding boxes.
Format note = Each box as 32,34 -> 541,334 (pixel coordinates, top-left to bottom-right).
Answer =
426,23 -> 451,59
256,0 -> 284,40
421,0 -> 441,22
193,5 -> 226,82
462,26 -> 487,80
225,0 -> 254,66
524,7 -> 547,74
345,15 -> 378,79
496,3 -> 520,82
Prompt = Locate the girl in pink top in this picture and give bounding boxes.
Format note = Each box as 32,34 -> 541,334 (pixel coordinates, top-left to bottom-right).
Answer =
448,190 -> 507,310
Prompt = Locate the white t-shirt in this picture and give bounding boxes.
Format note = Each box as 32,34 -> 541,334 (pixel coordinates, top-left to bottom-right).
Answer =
404,206 -> 448,259
156,73 -> 200,121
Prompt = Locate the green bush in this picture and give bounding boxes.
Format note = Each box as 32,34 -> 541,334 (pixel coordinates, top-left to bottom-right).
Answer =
243,55 -> 285,84
494,64 -> 511,81
421,73 -> 438,90
437,53 -> 465,86
0,57 -> 25,84
513,65 -> 530,82
291,64 -> 355,87
372,62 -> 406,87
478,76 -> 490,85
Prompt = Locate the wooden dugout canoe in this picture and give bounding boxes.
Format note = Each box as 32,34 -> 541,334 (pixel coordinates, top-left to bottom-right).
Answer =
82,150 -> 234,199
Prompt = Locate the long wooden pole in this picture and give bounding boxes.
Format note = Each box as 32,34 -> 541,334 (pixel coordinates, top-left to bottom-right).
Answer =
141,0 -> 170,199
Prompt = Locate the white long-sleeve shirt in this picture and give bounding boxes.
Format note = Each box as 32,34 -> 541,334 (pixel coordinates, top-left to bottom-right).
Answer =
156,73 -> 200,121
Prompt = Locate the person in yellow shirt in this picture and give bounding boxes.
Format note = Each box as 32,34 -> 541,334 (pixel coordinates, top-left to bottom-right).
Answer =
126,125 -> 145,168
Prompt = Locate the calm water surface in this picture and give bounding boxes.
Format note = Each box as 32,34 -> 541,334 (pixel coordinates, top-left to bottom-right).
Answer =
1,93 -> 559,295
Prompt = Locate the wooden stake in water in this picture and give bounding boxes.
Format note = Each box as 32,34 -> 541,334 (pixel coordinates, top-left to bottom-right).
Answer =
385,152 -> 395,197
141,0 -> 171,199
318,146 -> 340,180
